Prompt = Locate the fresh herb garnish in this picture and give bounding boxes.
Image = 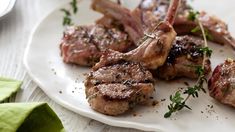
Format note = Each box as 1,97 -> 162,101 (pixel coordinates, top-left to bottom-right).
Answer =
199,47 -> 212,57
189,10 -> 213,41
61,0 -> 78,26
191,26 -> 200,33
187,10 -> 199,21
70,0 -> 78,14
191,26 -> 213,41
164,12 -> 213,118
61,9 -> 72,26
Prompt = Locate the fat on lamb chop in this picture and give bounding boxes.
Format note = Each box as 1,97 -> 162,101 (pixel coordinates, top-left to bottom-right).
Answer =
85,0 -> 181,115
139,0 -> 235,49
208,59 -> 235,107
60,24 -> 134,66
156,35 -> 211,80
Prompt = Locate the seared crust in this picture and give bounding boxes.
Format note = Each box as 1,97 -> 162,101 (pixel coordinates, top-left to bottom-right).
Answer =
60,25 -> 133,66
87,62 -> 153,85
85,62 -> 154,115
208,59 -> 235,107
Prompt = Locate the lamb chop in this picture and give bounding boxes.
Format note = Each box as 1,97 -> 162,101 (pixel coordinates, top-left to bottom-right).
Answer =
60,24 -> 134,66
91,0 -> 144,45
93,0 -> 188,43
139,0 -> 235,49
174,11 -> 235,49
156,35 -> 211,80
85,0 -> 181,115
208,59 -> 235,107
92,0 -> 212,80
139,0 -> 190,18
92,0 -> 179,70
85,62 -> 154,115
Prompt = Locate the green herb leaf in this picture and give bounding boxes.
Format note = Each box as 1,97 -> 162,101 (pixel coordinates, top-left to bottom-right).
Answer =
195,66 -> 204,76
191,26 -> 200,33
60,9 -> 72,26
61,0 -> 78,26
184,104 -> 192,110
164,18 -> 213,118
70,0 -> 78,14
187,10 -> 199,21
164,112 -> 172,118
199,47 -> 213,57
191,26 -> 213,41
60,9 -> 71,16
205,30 -> 213,41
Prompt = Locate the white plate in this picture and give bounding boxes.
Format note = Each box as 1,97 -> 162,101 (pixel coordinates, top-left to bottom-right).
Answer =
24,0 -> 235,131
0,0 -> 16,19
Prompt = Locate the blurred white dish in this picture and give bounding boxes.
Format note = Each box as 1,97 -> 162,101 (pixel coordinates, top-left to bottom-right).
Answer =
0,0 -> 16,19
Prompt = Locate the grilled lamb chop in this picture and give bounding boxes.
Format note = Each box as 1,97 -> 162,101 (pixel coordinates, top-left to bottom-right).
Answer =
85,62 -> 154,115
174,11 -> 235,49
60,25 -> 134,66
92,0 -> 176,44
139,0 -> 235,49
91,0 -> 144,45
93,21 -> 176,70
208,59 -> 235,107
156,35 -> 211,80
92,0 -> 212,80
85,0 -> 181,115
139,0 -> 190,18
92,0 -> 180,70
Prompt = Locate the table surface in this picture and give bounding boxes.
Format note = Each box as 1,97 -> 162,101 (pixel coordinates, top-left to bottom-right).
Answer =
0,0 -> 140,131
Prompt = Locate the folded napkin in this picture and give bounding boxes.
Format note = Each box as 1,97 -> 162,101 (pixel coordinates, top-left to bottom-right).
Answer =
0,77 -> 22,102
0,103 -> 65,132
0,78 -> 65,132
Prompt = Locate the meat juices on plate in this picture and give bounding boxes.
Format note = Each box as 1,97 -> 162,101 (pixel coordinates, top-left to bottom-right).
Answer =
208,59 -> 235,107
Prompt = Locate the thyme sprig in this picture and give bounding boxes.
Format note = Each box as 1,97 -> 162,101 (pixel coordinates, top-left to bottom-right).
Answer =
191,26 -> 213,41
188,10 -> 213,41
164,10 -> 213,118
61,0 -> 78,26
61,9 -> 72,26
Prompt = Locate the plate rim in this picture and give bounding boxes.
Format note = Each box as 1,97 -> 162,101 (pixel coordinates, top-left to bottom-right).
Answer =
23,1 -> 235,131
23,2 -> 163,132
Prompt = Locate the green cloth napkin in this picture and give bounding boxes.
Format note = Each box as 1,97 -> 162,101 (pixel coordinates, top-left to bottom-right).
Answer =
0,103 -> 65,132
0,78 -> 65,132
0,77 -> 22,102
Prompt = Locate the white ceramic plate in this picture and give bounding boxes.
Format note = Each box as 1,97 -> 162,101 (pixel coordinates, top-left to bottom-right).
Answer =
24,0 -> 235,131
0,0 -> 16,19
